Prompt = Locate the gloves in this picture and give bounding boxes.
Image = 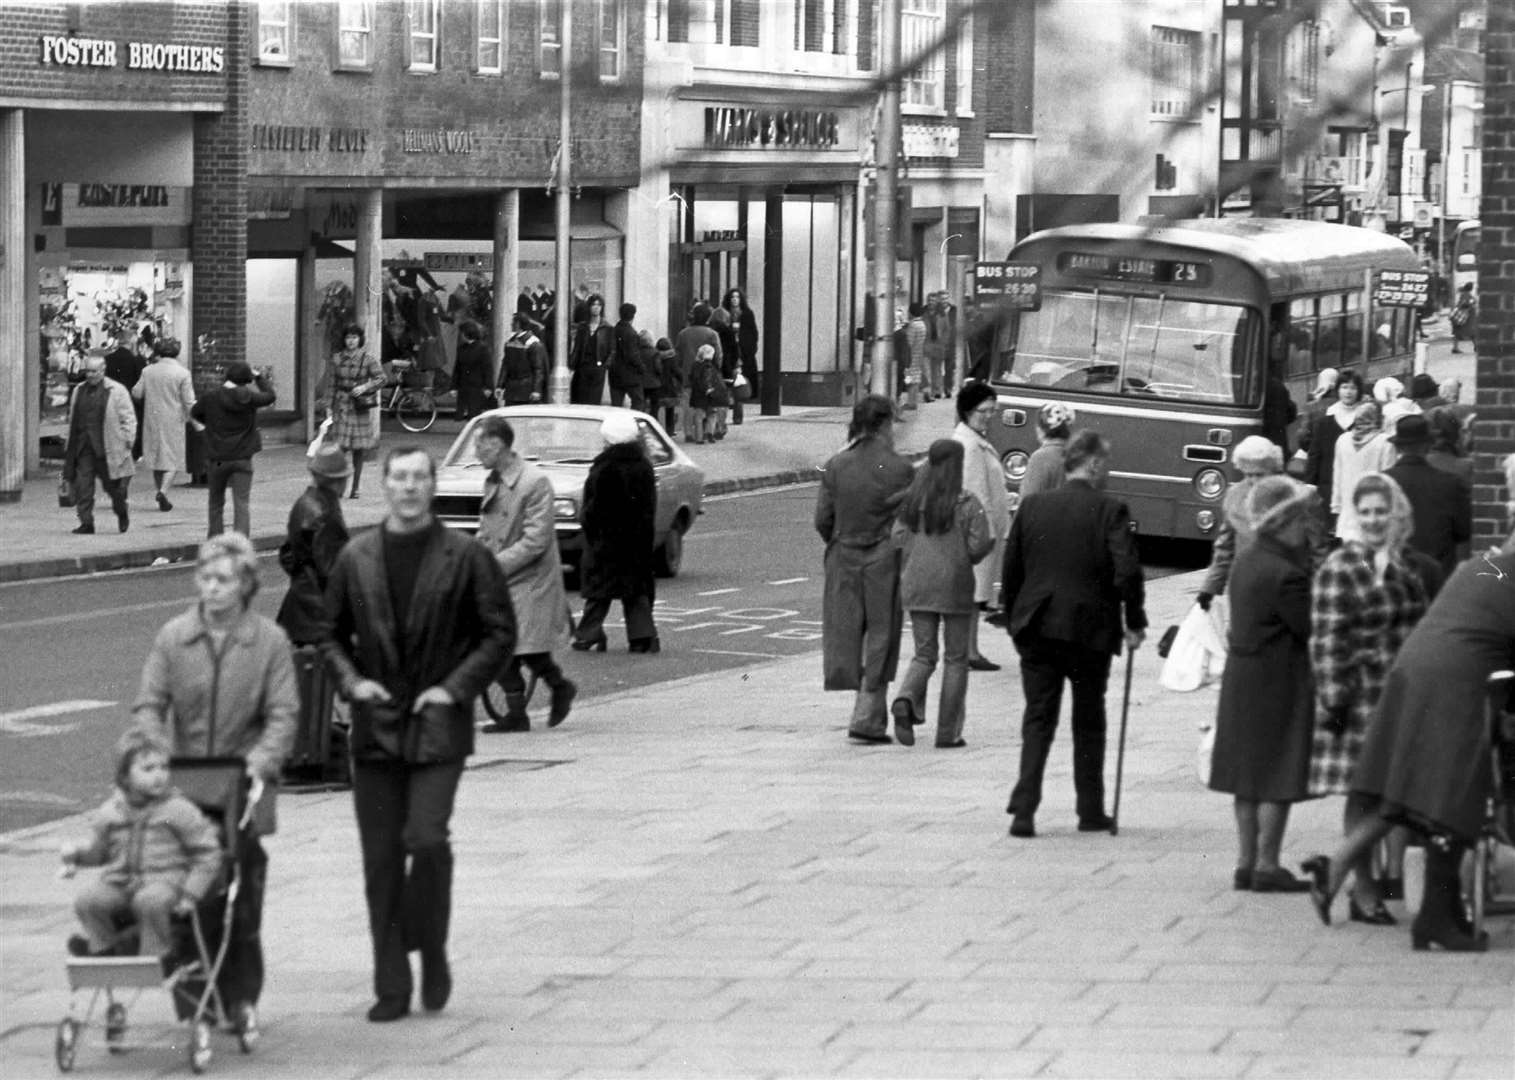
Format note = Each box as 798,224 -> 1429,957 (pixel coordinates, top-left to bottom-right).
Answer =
1196,592 -> 1214,612
1321,706 -> 1350,737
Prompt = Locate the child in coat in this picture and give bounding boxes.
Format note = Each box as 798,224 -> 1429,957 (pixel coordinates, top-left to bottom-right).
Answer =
63,728 -> 223,961
688,344 -> 729,444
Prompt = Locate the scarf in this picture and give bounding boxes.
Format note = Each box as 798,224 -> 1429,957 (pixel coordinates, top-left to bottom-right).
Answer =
1327,400 -> 1360,431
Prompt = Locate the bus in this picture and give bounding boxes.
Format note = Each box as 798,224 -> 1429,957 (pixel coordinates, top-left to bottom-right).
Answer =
981,218 -> 1420,542
1451,220 -> 1480,297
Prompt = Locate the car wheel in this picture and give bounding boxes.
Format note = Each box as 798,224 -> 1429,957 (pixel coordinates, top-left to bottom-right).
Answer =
654,516 -> 687,578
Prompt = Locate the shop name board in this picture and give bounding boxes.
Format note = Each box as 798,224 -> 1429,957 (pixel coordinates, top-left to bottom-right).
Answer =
402,129 -> 479,154
78,184 -> 170,208
40,183 -> 190,228
251,124 -> 370,153
704,107 -> 840,149
38,35 -> 225,72
425,253 -> 492,272
903,123 -> 959,160
1373,268 -> 1432,308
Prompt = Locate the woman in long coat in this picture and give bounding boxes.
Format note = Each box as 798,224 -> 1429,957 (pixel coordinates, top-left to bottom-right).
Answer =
572,412 -> 659,652
568,294 -> 615,405
1303,472 -> 1430,925
952,382 -> 1011,670
132,337 -> 196,511
1209,476 -> 1316,892
327,324 -> 386,500
721,287 -> 760,424
816,395 -> 916,743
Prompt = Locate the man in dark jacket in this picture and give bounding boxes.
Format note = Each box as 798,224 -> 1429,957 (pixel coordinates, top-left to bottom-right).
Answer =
190,361 -> 275,539
275,446 -> 351,646
608,302 -> 646,411
321,446 -> 515,1023
1384,414 -> 1471,581
1001,430 -> 1147,838
498,313 -> 547,404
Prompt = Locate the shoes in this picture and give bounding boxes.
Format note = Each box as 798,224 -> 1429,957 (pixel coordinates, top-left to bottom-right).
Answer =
420,954 -> 451,1013
156,491 -> 172,512
1251,867 -> 1311,893
548,679 -> 576,728
66,934 -> 111,958
968,656 -> 1002,672
983,609 -> 1009,629
1411,918 -> 1490,953
1301,855 -> 1332,926
348,490 -> 360,500
628,636 -> 661,654
71,523 -> 95,535
1233,867 -> 1253,891
890,698 -> 918,747
1009,815 -> 1036,839
479,718 -> 530,733
1348,895 -> 1397,926
1378,876 -> 1405,902
366,996 -> 410,1023
571,633 -> 608,652
1077,814 -> 1115,833
935,738 -> 967,749
117,508 -> 129,533
847,730 -> 892,744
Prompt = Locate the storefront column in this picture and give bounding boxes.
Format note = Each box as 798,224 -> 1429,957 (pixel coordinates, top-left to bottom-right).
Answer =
760,194 -> 783,416
0,109 -> 25,500
353,188 -> 383,363
300,243 -> 321,443
491,189 -> 518,354
836,183 -> 857,405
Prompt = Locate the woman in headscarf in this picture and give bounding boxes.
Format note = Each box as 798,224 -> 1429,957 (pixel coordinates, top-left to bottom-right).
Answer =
572,412 -> 659,653
1197,435 -> 1285,611
1019,402 -> 1075,498
1329,401 -> 1396,543
952,383 -> 1012,671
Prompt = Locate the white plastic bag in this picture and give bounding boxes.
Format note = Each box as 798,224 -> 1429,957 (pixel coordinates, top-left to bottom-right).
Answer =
1159,602 -> 1228,692
306,416 -> 333,458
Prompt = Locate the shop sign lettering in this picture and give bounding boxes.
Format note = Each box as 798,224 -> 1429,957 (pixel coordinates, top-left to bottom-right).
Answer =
704,107 -> 840,150
38,36 -> 225,72
424,253 -> 491,272
78,184 -> 169,209
902,123 -> 959,160
251,125 -> 370,153
401,129 -> 479,154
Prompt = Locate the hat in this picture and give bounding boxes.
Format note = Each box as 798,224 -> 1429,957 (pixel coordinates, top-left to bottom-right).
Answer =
225,361 -> 255,385
600,412 -> 641,447
1389,414 -> 1432,447
1373,376 -> 1404,403
1247,475 -> 1314,538
1409,373 -> 1439,400
308,446 -> 352,480
1037,402 -> 1076,434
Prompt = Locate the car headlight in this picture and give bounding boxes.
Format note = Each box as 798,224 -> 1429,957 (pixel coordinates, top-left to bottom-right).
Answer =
553,497 -> 578,521
1193,468 -> 1226,501
1002,450 -> 1030,484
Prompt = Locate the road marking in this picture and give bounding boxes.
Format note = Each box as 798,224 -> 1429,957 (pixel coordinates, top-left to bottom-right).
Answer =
766,577 -> 810,585
0,597 -> 185,632
695,588 -> 741,596
0,699 -> 115,737
692,648 -> 784,658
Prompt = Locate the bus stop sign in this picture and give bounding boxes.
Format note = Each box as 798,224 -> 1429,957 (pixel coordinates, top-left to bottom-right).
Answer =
1373,268 -> 1432,308
975,261 -> 1041,311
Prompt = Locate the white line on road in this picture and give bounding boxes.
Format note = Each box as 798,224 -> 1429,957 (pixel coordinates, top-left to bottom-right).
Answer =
0,699 -> 115,736
766,577 -> 810,585
0,597 -> 185,632
691,648 -> 784,658
695,588 -> 741,596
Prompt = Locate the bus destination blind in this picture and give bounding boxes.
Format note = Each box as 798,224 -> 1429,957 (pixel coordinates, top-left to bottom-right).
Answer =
1056,251 -> 1212,287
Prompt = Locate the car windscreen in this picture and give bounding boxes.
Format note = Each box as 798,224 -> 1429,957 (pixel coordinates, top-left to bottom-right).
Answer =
995,291 -> 1258,406
444,417 -> 607,467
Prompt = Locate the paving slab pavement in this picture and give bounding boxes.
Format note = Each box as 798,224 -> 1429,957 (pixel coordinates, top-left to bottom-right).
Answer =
2,568 -> 1511,1079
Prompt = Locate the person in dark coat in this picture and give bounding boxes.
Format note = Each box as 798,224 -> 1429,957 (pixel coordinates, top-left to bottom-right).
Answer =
608,302 -> 646,412
1001,430 -> 1148,838
721,288 -> 759,424
571,413 -> 660,653
1208,476 -> 1317,893
636,329 -> 661,417
1303,454 -> 1515,951
321,447 -> 515,1022
1303,369 -> 1366,530
191,361 -> 276,539
708,306 -> 740,438
1424,406 -> 1473,484
655,337 -> 682,434
568,293 -> 615,405
499,314 -> 547,405
816,395 -> 915,743
104,328 -> 146,459
451,319 -> 494,421
1383,414 -> 1471,581
275,447 -> 351,646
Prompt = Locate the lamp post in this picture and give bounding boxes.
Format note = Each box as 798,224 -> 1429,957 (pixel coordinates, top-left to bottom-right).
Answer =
550,0 -> 572,405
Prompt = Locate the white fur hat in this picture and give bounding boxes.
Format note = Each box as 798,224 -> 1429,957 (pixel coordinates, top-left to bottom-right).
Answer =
600,411 -> 641,446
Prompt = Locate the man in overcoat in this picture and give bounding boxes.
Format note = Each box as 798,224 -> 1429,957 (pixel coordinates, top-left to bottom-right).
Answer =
1384,414 -> 1471,582
321,447 -> 515,1023
815,395 -> 915,742
62,355 -> 137,534
1001,430 -> 1147,837
474,415 -> 576,732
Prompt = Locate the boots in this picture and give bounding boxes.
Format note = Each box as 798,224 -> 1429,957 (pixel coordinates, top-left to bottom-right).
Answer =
481,692 -> 530,733
1411,838 -> 1488,952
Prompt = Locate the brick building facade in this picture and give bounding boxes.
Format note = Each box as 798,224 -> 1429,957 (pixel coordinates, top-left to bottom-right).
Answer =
1475,0 -> 1512,542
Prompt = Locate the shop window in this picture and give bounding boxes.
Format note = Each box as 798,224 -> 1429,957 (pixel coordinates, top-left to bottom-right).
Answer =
1151,25 -> 1198,118
598,0 -> 623,80
540,0 -> 561,78
405,0 -> 439,71
901,0 -> 944,111
954,10 -> 973,116
476,0 -> 504,73
337,0 -> 373,69
256,0 -> 292,65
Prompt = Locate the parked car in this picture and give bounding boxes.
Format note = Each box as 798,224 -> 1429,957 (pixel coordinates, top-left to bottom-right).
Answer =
433,404 -> 704,578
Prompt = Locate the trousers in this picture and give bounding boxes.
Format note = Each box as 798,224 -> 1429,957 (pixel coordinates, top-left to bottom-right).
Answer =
895,611 -> 972,745
69,444 -> 130,528
500,652 -> 569,697
75,878 -> 180,956
576,594 -> 656,643
352,758 -> 463,1003
1008,636 -> 1113,821
207,458 -> 253,538
609,385 -> 646,411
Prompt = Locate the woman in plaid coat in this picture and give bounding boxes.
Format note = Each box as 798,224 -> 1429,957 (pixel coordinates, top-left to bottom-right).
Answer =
327,324 -> 385,500
1305,472 -> 1432,924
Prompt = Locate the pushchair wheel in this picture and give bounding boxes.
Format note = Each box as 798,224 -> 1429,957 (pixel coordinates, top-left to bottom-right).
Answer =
53,1018 -> 78,1072
234,1002 -> 258,1053
105,1002 -> 127,1053
188,1018 -> 212,1074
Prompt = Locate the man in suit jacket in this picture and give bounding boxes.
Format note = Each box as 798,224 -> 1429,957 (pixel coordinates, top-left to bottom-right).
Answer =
1384,414 -> 1471,581
1000,430 -> 1147,838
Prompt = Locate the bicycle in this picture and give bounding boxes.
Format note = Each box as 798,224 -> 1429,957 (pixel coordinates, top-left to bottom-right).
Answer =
383,360 -> 438,433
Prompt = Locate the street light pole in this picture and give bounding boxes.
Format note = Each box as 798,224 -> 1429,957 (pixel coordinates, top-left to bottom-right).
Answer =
1438,79 -> 1450,293
550,0 -> 572,404
868,0 -> 901,401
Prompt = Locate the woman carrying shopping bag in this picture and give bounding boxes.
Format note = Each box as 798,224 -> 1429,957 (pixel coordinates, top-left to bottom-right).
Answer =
889,440 -> 994,748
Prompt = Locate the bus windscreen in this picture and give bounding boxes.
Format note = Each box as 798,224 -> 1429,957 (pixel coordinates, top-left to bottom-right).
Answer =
996,291 -> 1257,406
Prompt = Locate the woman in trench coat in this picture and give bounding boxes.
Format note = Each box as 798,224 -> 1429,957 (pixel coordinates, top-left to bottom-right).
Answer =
132,337 -> 197,511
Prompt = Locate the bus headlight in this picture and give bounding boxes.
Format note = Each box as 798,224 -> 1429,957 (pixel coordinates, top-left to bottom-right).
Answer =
553,497 -> 578,520
1193,468 -> 1226,501
1002,450 -> 1030,485
1196,509 -> 1217,532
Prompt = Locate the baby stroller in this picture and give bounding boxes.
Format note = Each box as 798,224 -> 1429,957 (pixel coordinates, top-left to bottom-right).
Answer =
1472,671 -> 1515,937
55,758 -> 259,1074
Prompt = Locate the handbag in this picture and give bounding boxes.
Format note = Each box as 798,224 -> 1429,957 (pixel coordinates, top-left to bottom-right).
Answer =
732,371 -> 752,402
58,478 -> 76,508
351,376 -> 382,414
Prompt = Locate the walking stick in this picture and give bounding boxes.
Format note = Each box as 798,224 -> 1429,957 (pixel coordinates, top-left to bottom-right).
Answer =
1110,645 -> 1136,836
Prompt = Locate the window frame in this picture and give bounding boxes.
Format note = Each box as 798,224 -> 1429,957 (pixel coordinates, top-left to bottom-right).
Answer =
954,8 -> 973,117
336,0 -> 374,70
476,0 -> 504,74
1150,25 -> 1200,120
598,0 -> 624,82
539,0 -> 561,80
900,0 -> 945,114
404,0 -> 440,72
255,0 -> 293,66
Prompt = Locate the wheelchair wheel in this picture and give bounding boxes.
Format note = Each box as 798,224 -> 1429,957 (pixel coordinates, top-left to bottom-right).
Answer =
105,1001 -> 127,1053
54,1018 -> 78,1072
188,1018 -> 212,1073
481,671 -> 540,722
397,390 -> 437,433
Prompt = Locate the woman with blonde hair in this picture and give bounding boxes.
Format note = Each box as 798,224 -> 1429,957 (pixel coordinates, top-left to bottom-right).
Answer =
1196,435 -> 1284,611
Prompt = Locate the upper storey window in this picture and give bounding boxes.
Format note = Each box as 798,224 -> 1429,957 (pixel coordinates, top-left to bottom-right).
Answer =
1151,26 -> 1200,118
477,0 -> 504,73
901,0 -> 944,111
406,0 -> 440,71
337,0 -> 373,68
257,1 -> 292,64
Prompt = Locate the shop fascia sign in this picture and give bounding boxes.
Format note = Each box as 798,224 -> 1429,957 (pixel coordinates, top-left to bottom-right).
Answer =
38,35 -> 225,73
40,183 -> 190,227
704,106 -> 841,150
902,123 -> 959,160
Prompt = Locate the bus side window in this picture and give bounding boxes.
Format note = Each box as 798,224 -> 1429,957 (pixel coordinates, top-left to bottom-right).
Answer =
1286,298 -> 1316,377
1316,294 -> 1344,370
1341,291 -> 1364,368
